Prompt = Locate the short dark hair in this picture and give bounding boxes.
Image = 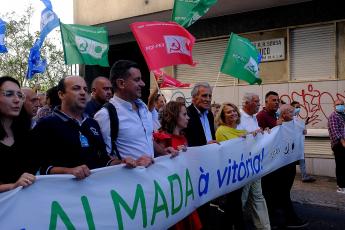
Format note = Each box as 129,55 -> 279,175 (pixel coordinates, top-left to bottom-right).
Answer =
0,75 -> 20,89
57,77 -> 66,93
265,91 -> 278,100
46,86 -> 61,107
290,101 -> 300,107
109,60 -> 139,90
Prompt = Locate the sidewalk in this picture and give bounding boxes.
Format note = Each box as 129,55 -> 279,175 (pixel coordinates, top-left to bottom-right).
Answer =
291,174 -> 345,211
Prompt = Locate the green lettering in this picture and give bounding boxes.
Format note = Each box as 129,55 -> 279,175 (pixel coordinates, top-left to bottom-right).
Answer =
81,196 -> 95,230
111,184 -> 147,230
185,169 -> 194,207
49,201 -> 76,230
151,180 -> 169,225
168,174 -> 183,215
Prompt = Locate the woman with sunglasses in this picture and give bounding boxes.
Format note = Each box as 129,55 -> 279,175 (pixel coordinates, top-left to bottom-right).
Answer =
0,76 -> 36,192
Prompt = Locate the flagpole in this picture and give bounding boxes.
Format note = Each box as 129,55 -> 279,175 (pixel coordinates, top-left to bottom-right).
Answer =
153,71 -> 162,95
213,71 -> 221,97
233,78 -> 236,102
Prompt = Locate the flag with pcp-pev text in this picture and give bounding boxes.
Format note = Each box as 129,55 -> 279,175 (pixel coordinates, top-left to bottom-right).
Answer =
172,0 -> 217,28
60,22 -> 109,67
220,33 -> 262,85
0,18 -> 8,53
130,21 -> 196,71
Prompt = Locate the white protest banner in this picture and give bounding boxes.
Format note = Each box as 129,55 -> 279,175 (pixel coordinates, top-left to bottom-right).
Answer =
0,121 -> 304,229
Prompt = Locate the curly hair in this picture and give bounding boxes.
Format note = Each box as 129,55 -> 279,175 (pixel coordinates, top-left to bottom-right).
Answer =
160,101 -> 185,134
215,102 -> 241,126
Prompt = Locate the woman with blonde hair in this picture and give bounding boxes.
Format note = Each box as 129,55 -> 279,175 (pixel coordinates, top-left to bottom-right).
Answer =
215,102 -> 246,230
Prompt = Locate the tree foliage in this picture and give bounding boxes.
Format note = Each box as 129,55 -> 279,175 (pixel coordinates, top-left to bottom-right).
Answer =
0,5 -> 70,90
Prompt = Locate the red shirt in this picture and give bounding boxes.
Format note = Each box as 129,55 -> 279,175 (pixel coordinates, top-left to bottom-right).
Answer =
257,108 -> 277,129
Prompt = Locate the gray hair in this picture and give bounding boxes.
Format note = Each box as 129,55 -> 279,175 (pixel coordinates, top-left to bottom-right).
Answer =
242,92 -> 259,105
191,82 -> 212,97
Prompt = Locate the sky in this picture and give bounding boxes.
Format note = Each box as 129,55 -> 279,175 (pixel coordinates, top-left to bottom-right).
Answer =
0,0 -> 73,38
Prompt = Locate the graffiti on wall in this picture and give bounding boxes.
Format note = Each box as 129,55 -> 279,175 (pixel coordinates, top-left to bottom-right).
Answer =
280,84 -> 345,126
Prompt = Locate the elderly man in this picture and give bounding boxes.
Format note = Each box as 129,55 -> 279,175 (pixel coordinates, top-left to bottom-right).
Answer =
85,76 -> 113,117
184,82 -> 217,230
32,76 -> 129,179
21,87 -> 40,128
328,99 -> 345,194
238,93 -> 270,230
257,93 -> 308,229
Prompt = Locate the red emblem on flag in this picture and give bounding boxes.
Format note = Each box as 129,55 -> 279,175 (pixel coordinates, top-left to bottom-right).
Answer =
130,21 -> 196,70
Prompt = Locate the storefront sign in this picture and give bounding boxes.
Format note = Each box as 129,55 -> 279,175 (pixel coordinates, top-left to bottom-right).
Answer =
252,38 -> 285,62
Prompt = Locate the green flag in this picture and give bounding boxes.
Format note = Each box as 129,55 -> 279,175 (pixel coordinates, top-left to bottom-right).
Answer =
60,22 -> 109,67
172,0 -> 217,28
220,33 -> 262,85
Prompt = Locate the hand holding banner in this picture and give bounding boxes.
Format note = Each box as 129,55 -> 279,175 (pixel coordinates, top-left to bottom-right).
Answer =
130,21 -> 196,71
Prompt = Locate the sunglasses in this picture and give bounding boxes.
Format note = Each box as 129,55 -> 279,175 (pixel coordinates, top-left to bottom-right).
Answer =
0,90 -> 26,100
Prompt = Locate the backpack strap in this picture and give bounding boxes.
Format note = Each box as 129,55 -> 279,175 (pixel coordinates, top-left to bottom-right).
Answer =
103,102 -> 121,160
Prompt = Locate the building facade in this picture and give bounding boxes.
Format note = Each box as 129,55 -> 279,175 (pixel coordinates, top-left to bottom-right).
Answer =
74,0 -> 345,177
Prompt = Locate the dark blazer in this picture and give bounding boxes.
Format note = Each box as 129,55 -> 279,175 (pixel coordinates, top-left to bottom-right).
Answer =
185,104 -> 215,147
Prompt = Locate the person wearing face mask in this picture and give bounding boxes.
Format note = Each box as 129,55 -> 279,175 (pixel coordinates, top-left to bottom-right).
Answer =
327,99 -> 345,194
291,101 -> 316,183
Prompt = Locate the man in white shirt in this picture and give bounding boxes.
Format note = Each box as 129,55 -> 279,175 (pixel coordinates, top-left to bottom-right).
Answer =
238,93 -> 271,230
95,60 -> 176,167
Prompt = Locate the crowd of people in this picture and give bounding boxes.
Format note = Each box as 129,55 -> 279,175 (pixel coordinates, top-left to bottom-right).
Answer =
1,59 -> 344,230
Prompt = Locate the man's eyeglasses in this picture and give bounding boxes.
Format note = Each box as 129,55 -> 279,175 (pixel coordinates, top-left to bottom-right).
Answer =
0,90 -> 26,100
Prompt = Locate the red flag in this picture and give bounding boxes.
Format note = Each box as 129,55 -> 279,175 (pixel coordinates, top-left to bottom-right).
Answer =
153,69 -> 191,88
130,21 -> 196,70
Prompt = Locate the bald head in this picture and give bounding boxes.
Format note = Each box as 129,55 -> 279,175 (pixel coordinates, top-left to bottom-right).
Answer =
91,76 -> 112,104
22,87 -> 40,117
57,76 -> 88,118
280,104 -> 294,122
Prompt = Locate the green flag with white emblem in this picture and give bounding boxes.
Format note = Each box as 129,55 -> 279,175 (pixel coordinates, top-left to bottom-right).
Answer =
220,33 -> 262,85
60,22 -> 109,67
172,0 -> 217,28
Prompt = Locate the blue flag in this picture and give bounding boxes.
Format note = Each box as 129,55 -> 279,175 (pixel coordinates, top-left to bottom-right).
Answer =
40,0 -> 53,9
39,8 -> 59,41
0,18 -> 8,53
26,0 -> 59,79
26,39 -> 47,79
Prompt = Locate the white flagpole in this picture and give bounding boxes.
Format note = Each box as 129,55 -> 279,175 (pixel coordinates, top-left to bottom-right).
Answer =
213,71 -> 221,97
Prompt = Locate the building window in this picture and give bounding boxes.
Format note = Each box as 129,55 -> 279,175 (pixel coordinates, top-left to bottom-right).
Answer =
289,24 -> 336,80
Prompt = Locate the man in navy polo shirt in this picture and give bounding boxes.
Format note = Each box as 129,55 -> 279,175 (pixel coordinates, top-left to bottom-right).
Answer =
32,76 -> 134,179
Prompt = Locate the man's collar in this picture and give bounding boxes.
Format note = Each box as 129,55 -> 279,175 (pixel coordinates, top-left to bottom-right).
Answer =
53,106 -> 88,124
240,109 -> 253,118
112,95 -> 146,111
193,104 -> 208,116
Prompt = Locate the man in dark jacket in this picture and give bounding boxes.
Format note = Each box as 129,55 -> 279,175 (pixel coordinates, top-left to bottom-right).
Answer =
185,82 -> 217,230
